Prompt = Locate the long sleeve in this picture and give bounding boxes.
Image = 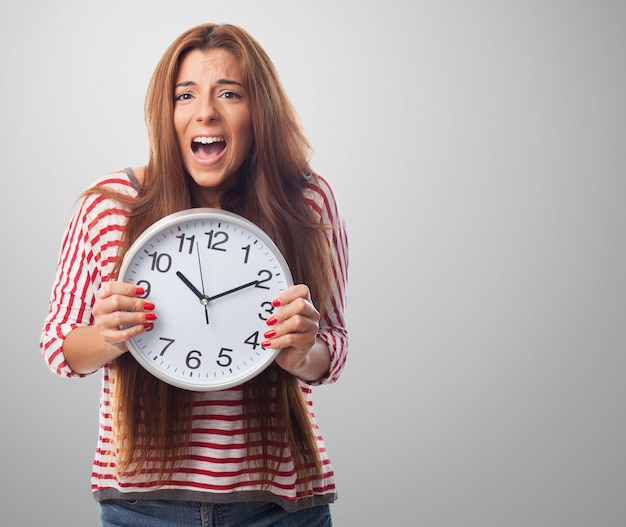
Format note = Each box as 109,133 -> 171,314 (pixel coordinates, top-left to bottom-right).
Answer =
303,174 -> 349,385
39,173 -> 136,377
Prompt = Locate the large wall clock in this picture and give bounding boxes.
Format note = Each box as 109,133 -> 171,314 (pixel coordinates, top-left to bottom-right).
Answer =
118,208 -> 293,391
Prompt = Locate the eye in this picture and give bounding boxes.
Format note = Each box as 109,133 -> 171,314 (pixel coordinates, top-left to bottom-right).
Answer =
174,92 -> 194,102
219,90 -> 241,100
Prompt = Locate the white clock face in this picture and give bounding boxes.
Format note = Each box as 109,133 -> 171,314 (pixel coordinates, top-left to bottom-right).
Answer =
118,208 -> 293,391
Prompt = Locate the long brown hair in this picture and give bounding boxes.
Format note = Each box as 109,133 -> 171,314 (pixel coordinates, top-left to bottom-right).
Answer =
89,23 -> 332,488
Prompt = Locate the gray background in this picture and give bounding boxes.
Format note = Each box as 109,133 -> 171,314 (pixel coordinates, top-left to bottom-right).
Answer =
1,1 -> 624,525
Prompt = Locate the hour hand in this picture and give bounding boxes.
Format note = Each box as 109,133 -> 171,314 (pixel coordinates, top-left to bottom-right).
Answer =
176,271 -> 209,305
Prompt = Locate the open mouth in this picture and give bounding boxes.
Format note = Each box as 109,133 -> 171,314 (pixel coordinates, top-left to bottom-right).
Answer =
192,136 -> 226,160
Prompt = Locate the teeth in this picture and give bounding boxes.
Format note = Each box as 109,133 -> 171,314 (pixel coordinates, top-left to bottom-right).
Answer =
192,137 -> 225,144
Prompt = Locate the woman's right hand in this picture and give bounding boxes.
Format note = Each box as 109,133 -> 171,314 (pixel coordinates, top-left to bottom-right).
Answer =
92,281 -> 157,357
63,281 -> 157,374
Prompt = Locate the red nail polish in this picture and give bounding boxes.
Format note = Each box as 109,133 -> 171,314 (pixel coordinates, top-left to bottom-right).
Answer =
264,329 -> 276,339
267,316 -> 278,326
143,323 -> 153,329
136,287 -> 145,295
145,313 -> 157,321
144,302 -> 155,310
272,299 -> 281,307
261,340 -> 272,348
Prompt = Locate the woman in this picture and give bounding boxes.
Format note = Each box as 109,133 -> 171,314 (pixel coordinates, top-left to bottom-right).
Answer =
40,23 -> 348,526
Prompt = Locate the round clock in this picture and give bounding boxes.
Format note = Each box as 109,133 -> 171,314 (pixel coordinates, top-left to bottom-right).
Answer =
118,208 -> 293,391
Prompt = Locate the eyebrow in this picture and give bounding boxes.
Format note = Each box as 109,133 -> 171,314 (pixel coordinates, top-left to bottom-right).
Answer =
175,79 -> 244,89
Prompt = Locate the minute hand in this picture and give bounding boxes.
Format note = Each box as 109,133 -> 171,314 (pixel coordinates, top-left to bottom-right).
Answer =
208,280 -> 259,301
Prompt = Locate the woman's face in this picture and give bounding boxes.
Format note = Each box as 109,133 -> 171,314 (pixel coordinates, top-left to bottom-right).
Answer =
174,48 -> 254,207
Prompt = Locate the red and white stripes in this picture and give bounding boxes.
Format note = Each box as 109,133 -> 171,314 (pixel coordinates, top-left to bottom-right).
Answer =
39,169 -> 349,510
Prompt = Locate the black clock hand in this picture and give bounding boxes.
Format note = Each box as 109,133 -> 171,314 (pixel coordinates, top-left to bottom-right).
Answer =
176,271 -> 209,302
208,280 -> 259,301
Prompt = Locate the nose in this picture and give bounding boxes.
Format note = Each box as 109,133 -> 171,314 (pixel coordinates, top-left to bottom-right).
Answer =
195,97 -> 219,123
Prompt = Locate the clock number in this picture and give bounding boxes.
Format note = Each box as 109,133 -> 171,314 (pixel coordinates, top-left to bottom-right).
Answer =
158,337 -> 175,356
136,280 -> 151,298
176,233 -> 195,254
216,347 -> 233,367
186,350 -> 202,369
245,331 -> 262,350
241,244 -> 251,264
258,301 -> 274,321
255,269 -> 273,290
148,251 -> 172,273
205,230 -> 228,251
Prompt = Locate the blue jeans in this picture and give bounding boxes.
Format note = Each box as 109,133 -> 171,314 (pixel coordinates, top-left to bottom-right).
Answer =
99,499 -> 332,527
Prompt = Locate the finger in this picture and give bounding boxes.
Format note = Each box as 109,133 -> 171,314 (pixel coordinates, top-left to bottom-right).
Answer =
102,320 -> 153,355
97,280 -> 145,300
107,319 -> 153,341
103,308 -> 158,329
267,296 -> 317,325
95,292 -> 156,318
262,312 -> 319,348
271,283 -> 310,308
262,327 -> 317,354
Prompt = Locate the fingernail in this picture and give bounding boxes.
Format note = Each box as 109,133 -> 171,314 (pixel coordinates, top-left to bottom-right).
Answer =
263,329 -> 276,339
261,340 -> 272,348
267,316 -> 278,326
145,313 -> 157,321
143,323 -> 153,329
136,287 -> 145,295
272,299 -> 281,307
143,302 -> 155,310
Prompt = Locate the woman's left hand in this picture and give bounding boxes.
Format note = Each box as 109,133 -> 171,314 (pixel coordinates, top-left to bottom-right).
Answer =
263,284 -> 329,381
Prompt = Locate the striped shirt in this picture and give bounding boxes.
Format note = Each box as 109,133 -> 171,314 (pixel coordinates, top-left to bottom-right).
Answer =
40,169 -> 349,511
